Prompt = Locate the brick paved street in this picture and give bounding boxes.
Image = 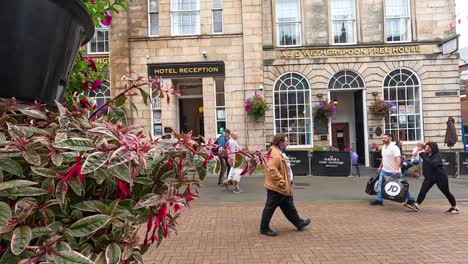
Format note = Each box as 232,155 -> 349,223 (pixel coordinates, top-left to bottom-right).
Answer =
144,176 -> 468,264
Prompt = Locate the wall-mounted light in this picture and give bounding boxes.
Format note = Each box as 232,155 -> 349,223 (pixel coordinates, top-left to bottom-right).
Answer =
202,51 -> 207,58
371,92 -> 379,99
317,93 -> 324,101
333,99 -> 338,105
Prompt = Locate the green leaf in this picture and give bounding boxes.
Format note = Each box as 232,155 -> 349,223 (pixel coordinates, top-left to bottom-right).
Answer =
56,181 -> 68,205
82,152 -> 109,174
105,243 -> 121,264
214,158 -> 221,174
68,177 -> 83,196
68,214 -> 111,237
115,96 -> 126,107
159,170 -> 175,181
134,194 -> 163,209
55,133 -> 68,143
73,201 -> 109,214
111,164 -> 131,184
94,252 -> 105,264
139,88 -> 149,105
31,226 -> 53,239
0,180 -> 37,191
52,152 -> 64,166
11,226 -> 32,255
0,250 -> 23,264
9,187 -> 47,197
92,169 -> 107,184
0,133 -> 7,144
194,156 -> 207,180
0,201 -> 12,226
55,250 -> 94,264
234,153 -> 243,168
133,177 -> 154,185
0,159 -> 23,177
22,151 -> 41,166
17,108 -> 48,120
31,167 -> 58,178
13,198 -> 37,222
108,147 -> 133,169
55,100 -> 67,117
52,138 -> 96,151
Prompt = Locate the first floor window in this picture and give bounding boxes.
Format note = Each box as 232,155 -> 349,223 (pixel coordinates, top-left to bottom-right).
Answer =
274,73 -> 312,146
275,0 -> 301,46
87,27 -> 109,54
215,78 -> 226,135
331,0 -> 356,44
149,0 -> 159,36
386,0 -> 411,42
212,0 -> 223,33
171,0 -> 200,35
383,69 -> 422,141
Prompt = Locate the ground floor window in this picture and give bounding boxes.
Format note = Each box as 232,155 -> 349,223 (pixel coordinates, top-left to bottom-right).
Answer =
274,72 -> 312,146
383,68 -> 422,141
215,78 -> 226,135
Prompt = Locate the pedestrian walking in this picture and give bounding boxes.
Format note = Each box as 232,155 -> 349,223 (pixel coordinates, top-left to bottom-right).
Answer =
412,142 -> 460,214
370,134 -> 418,210
260,134 -> 311,236
214,129 -> 231,185
223,132 -> 242,193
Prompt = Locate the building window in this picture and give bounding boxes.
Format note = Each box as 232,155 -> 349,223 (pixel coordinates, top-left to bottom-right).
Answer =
212,0 -> 223,33
215,79 -> 226,135
328,70 -> 365,89
87,27 -> 109,54
383,69 -> 422,142
385,0 -> 411,42
171,0 -> 200,36
88,81 -> 111,108
275,0 -> 301,47
274,73 -> 312,146
460,79 -> 466,97
331,0 -> 356,44
148,0 -> 159,36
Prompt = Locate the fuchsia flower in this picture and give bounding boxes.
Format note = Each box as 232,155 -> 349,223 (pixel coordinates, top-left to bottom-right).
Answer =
167,158 -> 173,170
80,98 -> 93,109
100,11 -> 112,26
84,56 -> 98,72
91,79 -> 102,92
60,156 -> 83,182
117,180 -> 129,199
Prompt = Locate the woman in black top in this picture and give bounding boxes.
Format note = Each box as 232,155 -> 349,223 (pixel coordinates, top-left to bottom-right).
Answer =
413,142 -> 459,214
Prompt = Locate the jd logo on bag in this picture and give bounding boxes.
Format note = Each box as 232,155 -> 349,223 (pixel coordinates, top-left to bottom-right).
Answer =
381,176 -> 409,203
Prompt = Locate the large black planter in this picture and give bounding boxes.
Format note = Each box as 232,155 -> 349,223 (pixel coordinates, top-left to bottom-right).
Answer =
0,0 -> 94,104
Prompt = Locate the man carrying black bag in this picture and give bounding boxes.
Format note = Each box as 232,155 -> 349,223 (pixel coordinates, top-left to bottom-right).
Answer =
369,134 -> 418,211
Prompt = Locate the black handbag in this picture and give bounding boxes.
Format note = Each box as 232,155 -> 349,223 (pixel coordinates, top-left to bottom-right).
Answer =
365,174 -> 379,195
381,176 -> 409,203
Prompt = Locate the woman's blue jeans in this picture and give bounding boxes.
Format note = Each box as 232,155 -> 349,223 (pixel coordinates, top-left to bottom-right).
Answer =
376,170 -> 414,202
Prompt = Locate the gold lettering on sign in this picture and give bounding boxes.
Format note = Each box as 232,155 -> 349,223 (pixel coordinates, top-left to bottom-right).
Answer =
279,45 -> 422,59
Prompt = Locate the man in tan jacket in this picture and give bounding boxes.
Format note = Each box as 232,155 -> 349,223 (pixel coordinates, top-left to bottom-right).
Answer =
260,134 -> 311,236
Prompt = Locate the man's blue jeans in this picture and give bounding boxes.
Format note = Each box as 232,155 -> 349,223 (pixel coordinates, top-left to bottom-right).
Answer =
376,170 -> 414,202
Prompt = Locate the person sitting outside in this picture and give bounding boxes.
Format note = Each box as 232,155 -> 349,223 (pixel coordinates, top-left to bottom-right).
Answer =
396,140 -> 413,176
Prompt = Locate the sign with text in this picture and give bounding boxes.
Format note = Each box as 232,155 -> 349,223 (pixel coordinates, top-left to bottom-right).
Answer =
311,151 -> 352,176
148,61 -> 225,78
279,45 -> 421,59
285,150 -> 310,176
440,152 -> 457,177
459,152 -> 468,175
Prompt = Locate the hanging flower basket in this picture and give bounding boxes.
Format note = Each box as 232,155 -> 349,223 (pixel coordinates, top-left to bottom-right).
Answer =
368,98 -> 395,115
313,100 -> 336,122
245,92 -> 268,119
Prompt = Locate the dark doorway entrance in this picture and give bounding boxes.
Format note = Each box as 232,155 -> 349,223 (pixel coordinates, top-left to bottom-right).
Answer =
354,90 -> 365,164
179,97 -> 204,137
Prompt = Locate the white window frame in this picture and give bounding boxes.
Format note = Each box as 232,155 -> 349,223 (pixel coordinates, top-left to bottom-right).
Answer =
87,80 -> 111,109
385,0 -> 412,43
170,0 -> 201,36
87,27 -> 109,55
148,0 -> 159,37
328,70 -> 365,90
273,72 -> 313,147
214,78 -> 227,137
330,0 -> 357,45
212,0 -> 223,34
382,68 -> 423,143
275,0 -> 302,47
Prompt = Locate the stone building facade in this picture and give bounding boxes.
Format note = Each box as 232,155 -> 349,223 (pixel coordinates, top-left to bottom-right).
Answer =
109,0 -> 461,166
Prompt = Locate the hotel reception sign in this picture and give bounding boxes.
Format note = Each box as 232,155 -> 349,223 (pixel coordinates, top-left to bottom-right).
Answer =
148,61 -> 225,78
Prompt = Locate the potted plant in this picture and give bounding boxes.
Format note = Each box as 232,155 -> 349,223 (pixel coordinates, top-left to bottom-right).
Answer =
313,101 -> 336,122
0,76 -> 266,263
244,92 -> 268,120
368,98 -> 395,115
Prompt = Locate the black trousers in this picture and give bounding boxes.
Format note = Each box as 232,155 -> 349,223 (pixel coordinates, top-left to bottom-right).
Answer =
218,156 -> 230,184
416,176 -> 457,207
260,189 -> 303,231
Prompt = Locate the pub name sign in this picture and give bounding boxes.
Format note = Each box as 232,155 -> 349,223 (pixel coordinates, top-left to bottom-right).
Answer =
279,45 -> 421,59
148,61 -> 225,78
